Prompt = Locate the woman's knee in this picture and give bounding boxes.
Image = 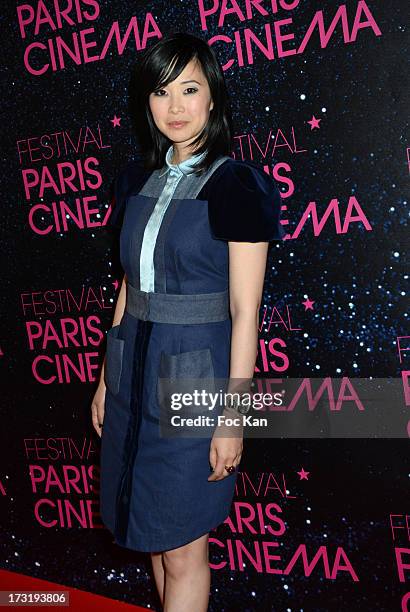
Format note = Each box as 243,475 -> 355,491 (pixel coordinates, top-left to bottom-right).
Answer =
162,537 -> 209,578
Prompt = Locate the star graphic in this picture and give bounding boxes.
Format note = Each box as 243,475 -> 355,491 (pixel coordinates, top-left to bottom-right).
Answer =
307,115 -> 321,130
113,280 -> 119,291
297,468 -> 310,480
302,297 -> 315,310
110,115 -> 121,128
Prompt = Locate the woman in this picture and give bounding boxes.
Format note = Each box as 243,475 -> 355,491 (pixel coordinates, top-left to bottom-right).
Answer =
91,31 -> 284,612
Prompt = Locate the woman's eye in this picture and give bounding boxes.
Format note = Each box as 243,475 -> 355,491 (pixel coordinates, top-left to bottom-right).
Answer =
152,87 -> 198,96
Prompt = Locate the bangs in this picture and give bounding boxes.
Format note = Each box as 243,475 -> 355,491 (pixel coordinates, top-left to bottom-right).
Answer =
153,51 -> 200,93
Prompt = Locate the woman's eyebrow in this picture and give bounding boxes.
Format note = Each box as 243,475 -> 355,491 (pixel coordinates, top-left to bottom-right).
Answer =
179,79 -> 202,85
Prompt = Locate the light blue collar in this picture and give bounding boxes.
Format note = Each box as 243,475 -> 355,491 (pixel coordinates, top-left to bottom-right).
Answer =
158,145 -> 206,178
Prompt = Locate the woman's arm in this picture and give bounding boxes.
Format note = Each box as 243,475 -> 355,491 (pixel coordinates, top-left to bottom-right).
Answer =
208,241 -> 269,481
112,274 -> 128,325
228,241 -> 268,381
98,273 -> 128,386
91,273 -> 128,436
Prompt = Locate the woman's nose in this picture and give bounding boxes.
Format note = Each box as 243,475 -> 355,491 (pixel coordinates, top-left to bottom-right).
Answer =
168,96 -> 184,113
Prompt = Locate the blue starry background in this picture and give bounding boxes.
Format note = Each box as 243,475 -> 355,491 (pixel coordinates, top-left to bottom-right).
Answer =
1,1 -> 409,610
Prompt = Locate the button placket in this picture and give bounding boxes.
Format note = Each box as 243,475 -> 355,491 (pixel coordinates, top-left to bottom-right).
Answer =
139,145 -> 207,294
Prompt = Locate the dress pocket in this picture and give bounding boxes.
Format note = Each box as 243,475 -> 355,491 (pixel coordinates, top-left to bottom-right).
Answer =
157,348 -> 216,424
159,347 -> 215,380
104,324 -> 125,396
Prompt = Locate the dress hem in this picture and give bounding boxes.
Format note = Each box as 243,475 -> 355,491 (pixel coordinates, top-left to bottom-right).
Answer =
108,510 -> 231,553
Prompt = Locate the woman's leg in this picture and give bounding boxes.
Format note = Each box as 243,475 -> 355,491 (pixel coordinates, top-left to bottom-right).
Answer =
162,533 -> 210,612
150,551 -> 165,606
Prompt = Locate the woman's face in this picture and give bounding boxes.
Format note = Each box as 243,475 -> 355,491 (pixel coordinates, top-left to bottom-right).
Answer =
148,58 -> 214,155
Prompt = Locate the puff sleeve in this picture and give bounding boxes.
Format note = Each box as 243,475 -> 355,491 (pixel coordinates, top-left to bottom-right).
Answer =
207,160 -> 286,242
108,160 -> 152,230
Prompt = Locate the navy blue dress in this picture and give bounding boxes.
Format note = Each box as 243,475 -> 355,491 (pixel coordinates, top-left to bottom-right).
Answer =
99,152 -> 285,552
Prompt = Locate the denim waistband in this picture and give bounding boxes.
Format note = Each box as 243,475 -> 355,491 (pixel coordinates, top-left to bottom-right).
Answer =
125,282 -> 230,324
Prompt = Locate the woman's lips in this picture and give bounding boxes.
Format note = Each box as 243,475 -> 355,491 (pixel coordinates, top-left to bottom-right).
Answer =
168,121 -> 188,128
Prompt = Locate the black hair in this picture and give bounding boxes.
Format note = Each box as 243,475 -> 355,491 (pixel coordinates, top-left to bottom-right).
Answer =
127,31 -> 233,175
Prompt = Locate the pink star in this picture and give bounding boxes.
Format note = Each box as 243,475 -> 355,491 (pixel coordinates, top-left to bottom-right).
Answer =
113,280 -> 119,291
297,468 -> 310,480
110,115 -> 121,128
307,115 -> 321,130
302,297 -> 315,310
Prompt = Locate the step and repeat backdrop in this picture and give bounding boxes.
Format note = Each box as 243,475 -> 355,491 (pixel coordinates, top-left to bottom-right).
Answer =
1,1 -> 409,610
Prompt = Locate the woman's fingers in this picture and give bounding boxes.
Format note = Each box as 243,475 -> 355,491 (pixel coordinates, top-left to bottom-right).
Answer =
233,451 -> 242,468
208,434 -> 244,481
91,405 -> 102,437
91,406 -> 103,437
208,451 -> 239,481
209,445 -> 217,472
91,387 -> 105,438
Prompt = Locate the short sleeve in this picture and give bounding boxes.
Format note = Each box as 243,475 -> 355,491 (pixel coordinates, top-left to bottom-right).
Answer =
108,160 -> 152,230
207,160 -> 286,242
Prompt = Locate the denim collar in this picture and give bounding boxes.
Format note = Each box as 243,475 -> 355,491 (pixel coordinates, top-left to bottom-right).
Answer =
158,145 -> 206,178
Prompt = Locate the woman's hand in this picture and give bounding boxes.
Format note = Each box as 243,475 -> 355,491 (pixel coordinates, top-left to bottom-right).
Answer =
208,421 -> 243,481
91,382 -> 106,438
